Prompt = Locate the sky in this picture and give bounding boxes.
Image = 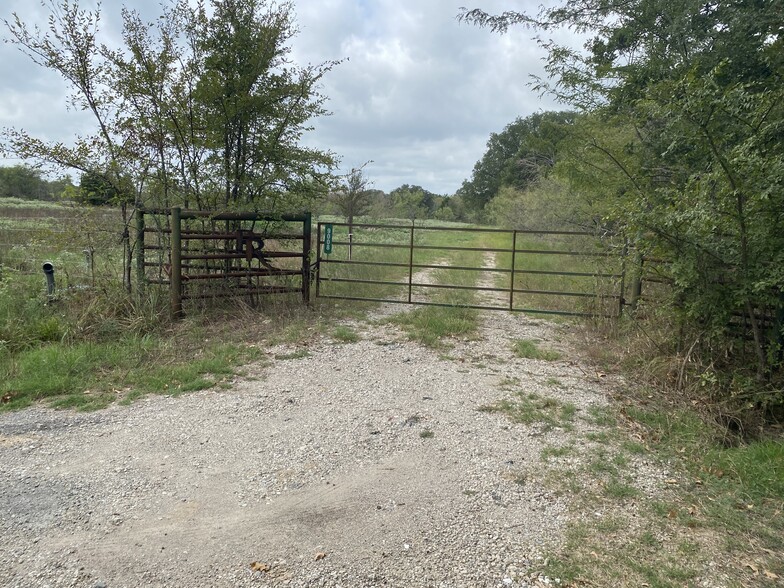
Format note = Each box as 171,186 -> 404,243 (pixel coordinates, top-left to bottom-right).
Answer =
0,0 -> 573,195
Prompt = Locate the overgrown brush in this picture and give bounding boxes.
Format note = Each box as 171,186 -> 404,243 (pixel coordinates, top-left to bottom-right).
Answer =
580,298 -> 784,437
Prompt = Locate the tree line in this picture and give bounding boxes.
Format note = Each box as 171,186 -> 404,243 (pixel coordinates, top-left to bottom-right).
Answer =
0,165 -> 74,201
458,0 -> 783,400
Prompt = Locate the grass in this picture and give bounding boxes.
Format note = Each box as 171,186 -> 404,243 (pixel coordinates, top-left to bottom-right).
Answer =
479,391 -> 577,431
391,305 -> 478,347
332,325 -> 360,343
541,444 -> 575,460
531,392 -> 784,588
1,333 -> 263,411
512,338 -> 562,361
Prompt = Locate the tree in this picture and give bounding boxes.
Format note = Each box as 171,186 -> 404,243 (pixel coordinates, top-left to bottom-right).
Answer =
331,164 -> 374,230
194,0 -> 339,209
78,170 -> 118,206
0,165 -> 50,200
2,0 -> 339,288
460,1 -> 784,381
389,184 -> 435,221
457,111 -> 575,212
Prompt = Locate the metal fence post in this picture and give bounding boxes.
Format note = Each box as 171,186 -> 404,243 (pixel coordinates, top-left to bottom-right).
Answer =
315,222 -> 322,299
135,207 -> 145,294
302,212 -> 312,304
407,222 -> 415,303
510,231 -> 518,311
171,207 -> 183,318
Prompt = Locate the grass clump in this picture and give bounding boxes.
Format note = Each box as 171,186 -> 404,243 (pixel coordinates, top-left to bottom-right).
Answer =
1,334 -> 263,411
391,305 -> 478,348
0,266 -> 336,411
332,325 -> 360,343
479,391 -> 577,431
512,339 -> 561,361
541,444 -> 574,460
537,390 -> 784,588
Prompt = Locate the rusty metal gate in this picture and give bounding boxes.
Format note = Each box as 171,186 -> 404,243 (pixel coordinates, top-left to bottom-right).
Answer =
137,208 -> 311,316
314,222 -> 638,318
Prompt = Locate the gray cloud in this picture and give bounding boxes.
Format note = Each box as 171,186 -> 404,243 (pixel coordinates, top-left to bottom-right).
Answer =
0,0 -> 563,193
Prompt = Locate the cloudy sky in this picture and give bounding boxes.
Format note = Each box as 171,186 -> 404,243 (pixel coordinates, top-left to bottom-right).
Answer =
0,0 -> 570,195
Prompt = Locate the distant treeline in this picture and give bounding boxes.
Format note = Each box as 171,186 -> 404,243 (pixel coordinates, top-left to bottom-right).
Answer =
0,165 -> 75,202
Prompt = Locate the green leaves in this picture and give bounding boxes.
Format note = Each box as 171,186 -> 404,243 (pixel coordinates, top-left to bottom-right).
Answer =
2,0 -> 338,213
462,0 -> 784,379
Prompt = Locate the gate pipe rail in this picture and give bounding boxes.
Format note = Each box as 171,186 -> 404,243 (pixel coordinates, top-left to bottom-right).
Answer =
316,221 -> 625,318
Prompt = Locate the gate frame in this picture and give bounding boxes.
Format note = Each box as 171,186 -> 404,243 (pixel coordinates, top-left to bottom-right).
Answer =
137,207 -> 311,317
315,221 -> 638,318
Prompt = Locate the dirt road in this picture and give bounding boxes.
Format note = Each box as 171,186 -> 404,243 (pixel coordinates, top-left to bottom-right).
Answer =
0,309 -> 626,588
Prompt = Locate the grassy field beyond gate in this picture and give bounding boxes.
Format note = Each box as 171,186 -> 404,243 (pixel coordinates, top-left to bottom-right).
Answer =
316,221 -> 623,317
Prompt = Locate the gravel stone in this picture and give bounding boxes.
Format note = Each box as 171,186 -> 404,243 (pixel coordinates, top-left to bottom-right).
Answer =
1,306 -> 643,587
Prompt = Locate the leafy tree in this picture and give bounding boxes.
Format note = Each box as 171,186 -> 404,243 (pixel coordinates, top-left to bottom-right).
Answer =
0,165 -> 51,200
194,0 -> 338,209
457,111 -> 575,211
2,0 -> 339,287
78,170 -> 118,206
331,164 -> 374,230
389,184 -> 438,221
460,1 -> 784,381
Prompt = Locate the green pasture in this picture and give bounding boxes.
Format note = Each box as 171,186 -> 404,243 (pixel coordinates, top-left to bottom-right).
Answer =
316,220 -> 624,316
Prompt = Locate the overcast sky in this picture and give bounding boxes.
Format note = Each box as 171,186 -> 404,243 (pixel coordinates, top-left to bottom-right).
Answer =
0,0 -> 570,195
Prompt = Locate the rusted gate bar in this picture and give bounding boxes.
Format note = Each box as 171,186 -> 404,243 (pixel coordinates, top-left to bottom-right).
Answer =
137,207 -> 311,315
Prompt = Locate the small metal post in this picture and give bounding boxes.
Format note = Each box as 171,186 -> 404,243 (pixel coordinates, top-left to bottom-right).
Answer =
83,247 -> 95,287
171,207 -> 183,318
42,261 -> 55,300
135,207 -> 145,293
302,212 -> 312,304
510,231 -> 518,311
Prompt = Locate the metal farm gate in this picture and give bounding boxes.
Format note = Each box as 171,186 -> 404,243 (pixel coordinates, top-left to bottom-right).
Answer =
136,208 -> 311,316
314,222 -> 640,318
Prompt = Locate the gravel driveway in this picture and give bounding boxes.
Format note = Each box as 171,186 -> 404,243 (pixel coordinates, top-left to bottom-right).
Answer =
0,308 -> 619,588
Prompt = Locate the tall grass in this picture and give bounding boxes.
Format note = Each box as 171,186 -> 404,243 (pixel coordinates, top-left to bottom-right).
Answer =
318,221 -> 624,317
485,230 -> 624,316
